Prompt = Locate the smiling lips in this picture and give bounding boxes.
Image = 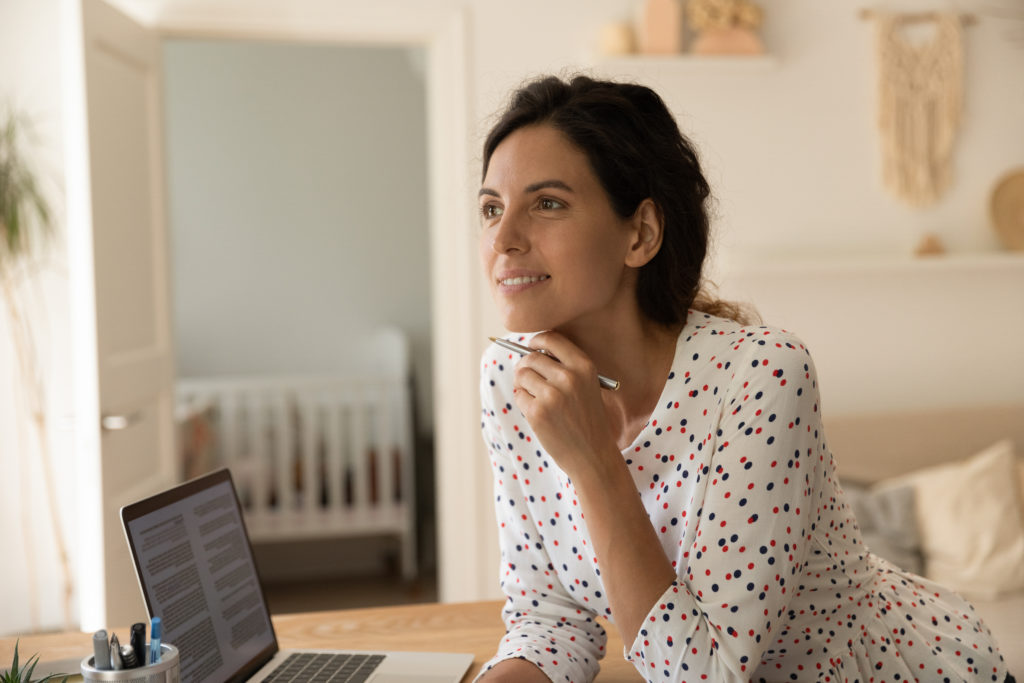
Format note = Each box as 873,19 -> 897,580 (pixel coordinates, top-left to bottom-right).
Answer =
499,274 -> 550,286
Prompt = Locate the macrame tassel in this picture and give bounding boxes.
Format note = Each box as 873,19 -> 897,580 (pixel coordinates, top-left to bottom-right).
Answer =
875,12 -> 964,207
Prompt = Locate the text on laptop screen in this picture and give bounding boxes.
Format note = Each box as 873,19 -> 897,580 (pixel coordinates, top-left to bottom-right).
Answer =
125,477 -> 275,682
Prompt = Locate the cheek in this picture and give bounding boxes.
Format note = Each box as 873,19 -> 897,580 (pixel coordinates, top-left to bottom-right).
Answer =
567,235 -> 629,278
478,231 -> 493,268
478,232 -> 499,291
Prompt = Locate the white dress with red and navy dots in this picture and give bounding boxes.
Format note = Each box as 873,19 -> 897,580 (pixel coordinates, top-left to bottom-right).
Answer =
477,312 -> 1007,683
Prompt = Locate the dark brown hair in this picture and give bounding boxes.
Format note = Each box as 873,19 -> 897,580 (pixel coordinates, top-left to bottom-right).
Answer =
482,74 -> 752,326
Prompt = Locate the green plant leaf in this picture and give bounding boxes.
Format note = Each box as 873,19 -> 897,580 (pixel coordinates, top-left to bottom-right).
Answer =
0,106 -> 54,271
1,641 -> 70,683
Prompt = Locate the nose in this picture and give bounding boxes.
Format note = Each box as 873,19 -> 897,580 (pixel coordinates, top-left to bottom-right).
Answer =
490,209 -> 528,255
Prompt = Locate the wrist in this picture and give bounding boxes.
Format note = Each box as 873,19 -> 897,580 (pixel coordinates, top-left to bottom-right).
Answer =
569,445 -> 634,499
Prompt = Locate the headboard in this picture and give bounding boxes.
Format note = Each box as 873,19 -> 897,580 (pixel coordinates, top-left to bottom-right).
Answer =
823,402 -> 1024,484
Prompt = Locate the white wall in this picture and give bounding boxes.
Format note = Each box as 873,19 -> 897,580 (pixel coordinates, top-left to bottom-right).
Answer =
164,39 -> 434,430
0,0 -> 79,635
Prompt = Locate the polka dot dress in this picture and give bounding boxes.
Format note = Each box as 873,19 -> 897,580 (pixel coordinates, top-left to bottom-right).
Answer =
477,313 -> 1007,683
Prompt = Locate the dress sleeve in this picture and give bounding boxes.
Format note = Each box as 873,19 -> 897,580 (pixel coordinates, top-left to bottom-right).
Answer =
476,364 -> 607,683
626,333 -> 823,681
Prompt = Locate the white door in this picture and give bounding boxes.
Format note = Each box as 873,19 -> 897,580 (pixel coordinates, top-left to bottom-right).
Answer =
65,0 -> 176,630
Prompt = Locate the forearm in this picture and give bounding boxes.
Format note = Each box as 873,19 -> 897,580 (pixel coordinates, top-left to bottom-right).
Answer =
476,657 -> 552,682
571,449 -> 677,645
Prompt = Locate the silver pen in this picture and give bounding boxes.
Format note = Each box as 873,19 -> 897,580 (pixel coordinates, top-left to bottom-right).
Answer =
489,337 -> 621,391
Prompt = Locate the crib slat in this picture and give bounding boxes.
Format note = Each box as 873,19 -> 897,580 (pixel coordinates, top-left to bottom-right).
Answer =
273,392 -> 293,512
300,394 -> 319,513
219,391 -> 241,493
219,392 -> 237,470
349,389 -> 370,514
324,392 -> 344,512
247,392 -> 269,514
373,383 -> 396,510
394,379 -> 418,580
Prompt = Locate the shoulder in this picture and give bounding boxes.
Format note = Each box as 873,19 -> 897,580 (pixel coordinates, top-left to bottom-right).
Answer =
681,311 -> 813,363
677,312 -> 818,392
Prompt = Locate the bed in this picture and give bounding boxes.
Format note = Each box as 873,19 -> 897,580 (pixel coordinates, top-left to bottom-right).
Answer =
824,402 -> 1024,673
174,328 -> 418,580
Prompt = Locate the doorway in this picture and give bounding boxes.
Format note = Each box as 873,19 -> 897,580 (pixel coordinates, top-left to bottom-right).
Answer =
163,38 -> 437,603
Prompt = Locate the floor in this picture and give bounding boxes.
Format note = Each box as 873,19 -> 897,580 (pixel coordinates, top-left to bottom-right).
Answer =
262,570 -> 438,616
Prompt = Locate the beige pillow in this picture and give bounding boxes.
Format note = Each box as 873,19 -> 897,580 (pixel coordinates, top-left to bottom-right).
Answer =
875,439 -> 1024,599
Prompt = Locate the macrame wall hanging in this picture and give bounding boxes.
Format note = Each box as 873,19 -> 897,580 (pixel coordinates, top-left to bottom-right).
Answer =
870,11 -> 966,207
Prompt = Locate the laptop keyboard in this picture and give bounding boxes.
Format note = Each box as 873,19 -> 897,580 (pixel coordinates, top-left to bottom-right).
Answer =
262,652 -> 386,683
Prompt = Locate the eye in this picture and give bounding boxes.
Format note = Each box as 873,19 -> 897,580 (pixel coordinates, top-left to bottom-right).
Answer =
480,203 -> 504,220
538,197 -> 565,210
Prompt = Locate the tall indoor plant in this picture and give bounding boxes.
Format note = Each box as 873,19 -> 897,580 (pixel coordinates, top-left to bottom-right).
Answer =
0,106 -> 72,629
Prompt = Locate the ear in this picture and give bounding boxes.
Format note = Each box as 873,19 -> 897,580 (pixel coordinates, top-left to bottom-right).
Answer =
624,198 -> 663,268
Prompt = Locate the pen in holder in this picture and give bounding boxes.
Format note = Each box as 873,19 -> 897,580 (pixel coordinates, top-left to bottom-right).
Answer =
81,643 -> 179,683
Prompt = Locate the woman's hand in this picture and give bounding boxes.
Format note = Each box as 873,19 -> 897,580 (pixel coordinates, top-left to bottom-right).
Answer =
511,331 -> 618,479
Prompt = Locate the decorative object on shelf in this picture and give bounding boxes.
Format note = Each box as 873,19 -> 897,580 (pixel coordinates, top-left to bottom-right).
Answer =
864,9 -> 972,207
638,0 -> 684,54
913,232 -> 946,257
990,167 -> 1024,251
686,0 -> 764,55
599,21 -> 637,56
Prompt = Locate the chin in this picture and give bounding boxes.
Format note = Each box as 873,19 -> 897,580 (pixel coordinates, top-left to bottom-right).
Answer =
500,314 -> 550,335
499,303 -> 599,336
501,314 -> 569,335
501,320 -> 541,334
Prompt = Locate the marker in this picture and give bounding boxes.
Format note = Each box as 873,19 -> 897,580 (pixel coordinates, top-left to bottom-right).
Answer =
149,616 -> 162,664
489,336 -> 621,391
92,629 -> 111,670
130,622 -> 146,669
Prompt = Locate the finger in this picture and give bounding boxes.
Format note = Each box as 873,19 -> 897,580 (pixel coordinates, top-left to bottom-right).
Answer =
514,361 -> 563,401
516,345 -> 567,385
528,331 -> 596,382
512,371 -> 563,429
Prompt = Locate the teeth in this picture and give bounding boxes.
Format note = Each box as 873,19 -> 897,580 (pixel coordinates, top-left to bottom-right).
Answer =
500,275 -> 550,286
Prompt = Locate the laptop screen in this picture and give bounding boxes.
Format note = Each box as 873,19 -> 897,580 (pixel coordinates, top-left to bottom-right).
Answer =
121,468 -> 278,683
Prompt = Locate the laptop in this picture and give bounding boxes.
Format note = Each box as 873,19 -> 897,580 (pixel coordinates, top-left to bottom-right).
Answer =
120,468 -> 473,683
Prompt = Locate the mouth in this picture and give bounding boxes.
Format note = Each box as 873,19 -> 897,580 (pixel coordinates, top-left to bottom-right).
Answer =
498,274 -> 550,286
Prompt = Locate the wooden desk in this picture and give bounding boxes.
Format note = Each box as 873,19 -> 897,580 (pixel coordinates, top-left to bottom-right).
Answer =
0,601 -> 641,681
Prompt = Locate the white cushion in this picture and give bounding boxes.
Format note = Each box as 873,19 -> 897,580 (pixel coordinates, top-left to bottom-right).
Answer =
875,439 -> 1024,599
842,482 -> 923,574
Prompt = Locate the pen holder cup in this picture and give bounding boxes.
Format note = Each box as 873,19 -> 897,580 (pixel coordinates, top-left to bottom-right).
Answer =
81,644 -> 180,683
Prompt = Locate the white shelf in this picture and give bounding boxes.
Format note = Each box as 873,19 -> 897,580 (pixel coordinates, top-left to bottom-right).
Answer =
595,53 -> 778,71
716,250 -> 1024,277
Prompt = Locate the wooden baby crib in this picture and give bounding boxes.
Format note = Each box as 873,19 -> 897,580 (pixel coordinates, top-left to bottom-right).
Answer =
175,330 -> 417,580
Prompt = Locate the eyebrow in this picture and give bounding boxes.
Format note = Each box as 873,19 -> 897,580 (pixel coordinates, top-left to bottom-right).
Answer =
525,179 -> 573,194
478,179 -> 574,199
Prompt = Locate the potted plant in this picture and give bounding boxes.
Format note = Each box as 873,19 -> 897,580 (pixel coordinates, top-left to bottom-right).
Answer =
0,641 -> 69,683
0,106 -> 72,629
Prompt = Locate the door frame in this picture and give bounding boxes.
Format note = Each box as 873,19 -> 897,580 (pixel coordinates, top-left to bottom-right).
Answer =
97,0 -> 496,605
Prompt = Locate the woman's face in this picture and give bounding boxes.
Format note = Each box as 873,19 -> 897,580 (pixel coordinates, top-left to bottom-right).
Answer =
479,124 -> 640,334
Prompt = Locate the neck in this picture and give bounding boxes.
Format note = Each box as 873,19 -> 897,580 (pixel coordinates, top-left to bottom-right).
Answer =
559,315 -> 676,384
557,310 -> 682,448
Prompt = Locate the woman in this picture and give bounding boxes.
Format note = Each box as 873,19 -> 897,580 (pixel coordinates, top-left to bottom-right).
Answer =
475,75 -> 1009,682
